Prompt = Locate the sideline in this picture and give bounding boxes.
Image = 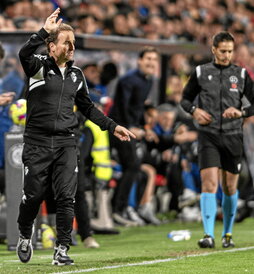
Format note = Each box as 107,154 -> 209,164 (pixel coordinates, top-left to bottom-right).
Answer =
51,246 -> 254,274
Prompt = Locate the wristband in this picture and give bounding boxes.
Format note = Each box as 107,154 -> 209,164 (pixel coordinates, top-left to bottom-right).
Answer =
189,105 -> 196,115
241,109 -> 247,117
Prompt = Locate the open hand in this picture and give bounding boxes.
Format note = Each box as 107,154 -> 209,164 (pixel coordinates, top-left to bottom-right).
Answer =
43,8 -> 62,33
222,107 -> 242,119
113,125 -> 136,141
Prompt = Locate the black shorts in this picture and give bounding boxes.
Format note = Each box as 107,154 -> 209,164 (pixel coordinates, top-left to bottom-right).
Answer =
198,131 -> 243,174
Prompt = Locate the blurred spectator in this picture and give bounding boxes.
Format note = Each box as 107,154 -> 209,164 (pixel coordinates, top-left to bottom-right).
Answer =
168,54 -> 191,85
112,13 -> 130,36
0,43 -> 24,195
16,17 -> 42,31
0,15 -> 16,31
32,1 -> 55,21
152,103 -> 182,215
76,99 -> 119,235
109,46 -> 159,226
0,92 -> 15,106
76,14 -> 103,35
1,0 -> 254,52
81,62 -> 106,99
81,62 -> 113,114
127,11 -> 144,37
1,56 -> 25,96
166,75 -> 183,105
234,44 -> 254,79
236,116 -> 254,222
3,1 -> 31,20
136,104 -> 161,225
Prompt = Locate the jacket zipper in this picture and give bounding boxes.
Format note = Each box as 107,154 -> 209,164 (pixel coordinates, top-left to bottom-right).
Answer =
219,69 -> 223,133
53,74 -> 65,147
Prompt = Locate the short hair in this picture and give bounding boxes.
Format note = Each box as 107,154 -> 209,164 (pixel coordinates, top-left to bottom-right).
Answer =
156,103 -> 176,113
144,103 -> 156,112
138,46 -> 158,59
46,23 -> 74,52
81,62 -> 97,71
0,42 -> 5,60
212,31 -> 234,48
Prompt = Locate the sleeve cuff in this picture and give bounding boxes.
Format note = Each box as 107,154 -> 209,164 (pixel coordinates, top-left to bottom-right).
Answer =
109,121 -> 118,134
38,28 -> 50,40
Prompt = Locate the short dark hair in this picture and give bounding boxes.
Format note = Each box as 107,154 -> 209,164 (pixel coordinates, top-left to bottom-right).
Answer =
138,46 -> 158,58
81,62 -> 97,71
46,23 -> 74,52
0,42 -> 5,60
212,31 -> 234,48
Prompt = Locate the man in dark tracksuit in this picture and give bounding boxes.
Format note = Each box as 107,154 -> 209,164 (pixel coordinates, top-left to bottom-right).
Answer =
181,31 -> 254,249
109,46 -> 159,226
16,8 -> 135,266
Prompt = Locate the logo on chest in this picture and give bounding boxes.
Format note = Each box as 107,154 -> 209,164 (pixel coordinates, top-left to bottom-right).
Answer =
71,72 -> 77,83
229,76 -> 239,93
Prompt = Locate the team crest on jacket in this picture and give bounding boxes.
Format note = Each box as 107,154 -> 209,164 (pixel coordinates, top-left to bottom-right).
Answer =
229,75 -> 238,92
229,76 -> 238,83
71,72 -> 77,82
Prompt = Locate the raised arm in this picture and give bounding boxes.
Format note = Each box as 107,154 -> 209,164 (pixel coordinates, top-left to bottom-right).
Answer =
19,8 -> 62,77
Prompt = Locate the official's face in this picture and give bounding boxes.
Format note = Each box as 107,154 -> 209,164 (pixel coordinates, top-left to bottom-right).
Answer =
212,41 -> 234,66
50,31 -> 75,65
138,52 -> 159,76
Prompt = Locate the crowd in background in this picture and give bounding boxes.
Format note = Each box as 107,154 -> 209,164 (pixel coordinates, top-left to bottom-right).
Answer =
1,0 -> 254,247
1,0 -> 254,83
0,0 -> 254,46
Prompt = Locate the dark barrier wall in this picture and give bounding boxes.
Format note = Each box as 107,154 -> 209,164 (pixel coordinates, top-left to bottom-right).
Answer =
5,132 -> 23,250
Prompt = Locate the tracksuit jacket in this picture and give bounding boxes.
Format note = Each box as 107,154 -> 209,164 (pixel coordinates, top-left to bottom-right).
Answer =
19,28 -> 117,148
181,62 -> 254,134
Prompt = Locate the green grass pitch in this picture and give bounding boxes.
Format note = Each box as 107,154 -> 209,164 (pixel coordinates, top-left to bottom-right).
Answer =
0,218 -> 254,273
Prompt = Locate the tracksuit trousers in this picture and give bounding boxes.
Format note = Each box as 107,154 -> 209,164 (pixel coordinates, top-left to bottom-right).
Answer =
17,143 -> 78,246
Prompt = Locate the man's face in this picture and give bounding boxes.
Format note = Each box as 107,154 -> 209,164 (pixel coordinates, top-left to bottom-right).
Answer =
83,65 -> 100,85
212,41 -> 234,66
144,108 -> 158,128
50,31 -> 75,64
138,51 -> 159,76
158,111 -> 176,131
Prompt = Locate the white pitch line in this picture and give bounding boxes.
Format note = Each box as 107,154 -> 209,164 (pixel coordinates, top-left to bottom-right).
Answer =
3,253 -> 81,263
51,246 -> 254,274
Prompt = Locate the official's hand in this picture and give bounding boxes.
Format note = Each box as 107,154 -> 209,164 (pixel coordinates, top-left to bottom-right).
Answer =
43,8 -> 62,33
193,107 -> 212,125
113,125 -> 136,141
222,107 -> 242,119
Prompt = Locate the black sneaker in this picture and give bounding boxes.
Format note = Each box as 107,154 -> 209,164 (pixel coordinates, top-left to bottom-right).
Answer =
198,235 -> 215,248
222,233 -> 235,248
16,235 -> 33,263
52,244 -> 74,266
